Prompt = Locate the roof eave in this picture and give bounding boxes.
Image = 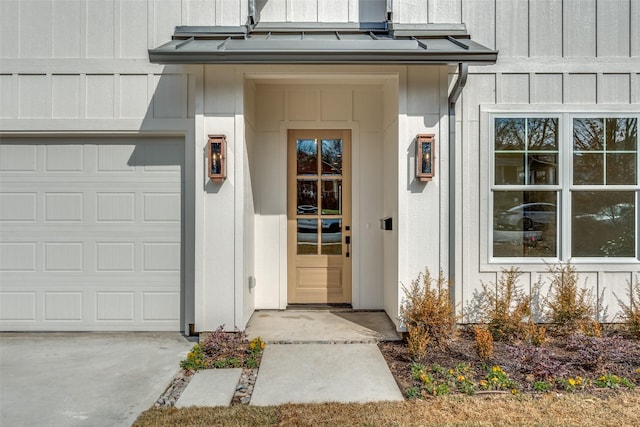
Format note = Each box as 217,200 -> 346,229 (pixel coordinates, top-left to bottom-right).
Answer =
148,50 -> 498,65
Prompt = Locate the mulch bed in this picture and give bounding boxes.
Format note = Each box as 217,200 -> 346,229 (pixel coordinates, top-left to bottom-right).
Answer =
378,328 -> 640,397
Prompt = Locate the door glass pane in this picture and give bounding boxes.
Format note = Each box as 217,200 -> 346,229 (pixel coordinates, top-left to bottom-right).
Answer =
321,219 -> 342,255
493,191 -> 557,257
297,139 -> 317,175
321,139 -> 342,175
572,191 -> 635,257
297,180 -> 318,214
495,118 -> 525,150
321,180 -> 342,215
297,219 -> 318,255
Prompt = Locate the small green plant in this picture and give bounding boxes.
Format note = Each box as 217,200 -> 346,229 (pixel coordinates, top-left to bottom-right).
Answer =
479,365 -> 519,392
594,374 -> 635,389
247,336 -> 266,368
212,357 -> 242,368
532,380 -> 552,392
411,362 -> 477,397
473,323 -> 494,360
180,343 -> 208,371
556,376 -> 585,392
615,277 -> 640,338
400,269 -> 457,359
406,386 -> 421,399
480,267 -> 531,342
544,262 -> 594,334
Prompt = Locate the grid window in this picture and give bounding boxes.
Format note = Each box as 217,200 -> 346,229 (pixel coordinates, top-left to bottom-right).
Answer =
492,115 -> 638,260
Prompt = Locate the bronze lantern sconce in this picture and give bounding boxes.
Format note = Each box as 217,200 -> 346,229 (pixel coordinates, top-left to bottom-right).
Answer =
416,134 -> 435,182
208,135 -> 226,181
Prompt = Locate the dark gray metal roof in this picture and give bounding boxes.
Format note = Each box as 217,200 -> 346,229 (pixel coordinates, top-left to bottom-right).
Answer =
149,23 -> 498,65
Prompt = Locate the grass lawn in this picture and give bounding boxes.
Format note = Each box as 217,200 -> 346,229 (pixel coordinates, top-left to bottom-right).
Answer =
134,391 -> 639,426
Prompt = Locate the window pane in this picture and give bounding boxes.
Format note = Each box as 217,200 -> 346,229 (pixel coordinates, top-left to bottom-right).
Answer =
495,153 -> 525,185
528,154 -> 558,185
572,191 -> 635,257
493,191 -> 557,257
321,180 -> 342,215
573,153 -> 604,185
297,180 -> 318,214
606,118 -> 637,151
321,139 -> 342,175
495,118 -> 525,150
297,139 -> 317,175
321,219 -> 342,255
420,139 -> 433,175
606,153 -> 637,185
528,118 -> 558,150
297,219 -> 318,255
574,118 -> 604,151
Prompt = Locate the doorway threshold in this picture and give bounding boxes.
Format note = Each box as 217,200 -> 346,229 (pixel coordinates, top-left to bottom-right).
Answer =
286,303 -> 352,311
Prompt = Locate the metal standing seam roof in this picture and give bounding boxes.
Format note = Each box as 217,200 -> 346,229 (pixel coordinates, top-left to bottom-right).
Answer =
148,23 -> 498,65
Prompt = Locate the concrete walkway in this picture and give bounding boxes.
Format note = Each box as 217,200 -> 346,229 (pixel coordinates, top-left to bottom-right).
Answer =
250,343 -> 404,405
176,310 -> 404,407
0,332 -> 193,427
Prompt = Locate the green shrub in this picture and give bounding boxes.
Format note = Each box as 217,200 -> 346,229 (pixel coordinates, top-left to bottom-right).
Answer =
480,267 -> 531,342
473,323 -> 494,360
615,277 -> 640,338
544,262 -> 594,334
400,269 -> 457,360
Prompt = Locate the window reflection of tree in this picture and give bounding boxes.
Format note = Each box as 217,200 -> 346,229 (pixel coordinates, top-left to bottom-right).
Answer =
495,118 -> 525,150
296,140 -> 317,174
321,140 -> 342,175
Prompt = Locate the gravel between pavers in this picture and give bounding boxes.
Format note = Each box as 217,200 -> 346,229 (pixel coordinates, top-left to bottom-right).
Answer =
155,340 -> 381,407
156,368 -> 258,407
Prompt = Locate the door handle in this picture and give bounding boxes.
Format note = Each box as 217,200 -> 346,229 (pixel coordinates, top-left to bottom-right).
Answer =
345,235 -> 351,257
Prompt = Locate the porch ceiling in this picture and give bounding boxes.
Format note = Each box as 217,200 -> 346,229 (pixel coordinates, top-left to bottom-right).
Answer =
149,22 -> 498,65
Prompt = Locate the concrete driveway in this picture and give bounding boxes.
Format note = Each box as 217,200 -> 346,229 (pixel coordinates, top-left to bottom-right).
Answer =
0,332 -> 193,427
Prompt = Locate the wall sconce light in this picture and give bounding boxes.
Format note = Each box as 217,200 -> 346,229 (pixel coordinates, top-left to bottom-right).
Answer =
208,135 -> 226,181
416,134 -> 435,182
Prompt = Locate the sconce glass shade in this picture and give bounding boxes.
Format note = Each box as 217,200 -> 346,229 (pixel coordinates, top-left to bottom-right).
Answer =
208,135 -> 226,181
416,134 -> 435,182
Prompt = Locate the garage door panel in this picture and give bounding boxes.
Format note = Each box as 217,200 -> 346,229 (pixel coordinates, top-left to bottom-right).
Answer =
0,137 -> 183,331
0,192 -> 37,221
0,144 -> 36,171
45,144 -> 84,171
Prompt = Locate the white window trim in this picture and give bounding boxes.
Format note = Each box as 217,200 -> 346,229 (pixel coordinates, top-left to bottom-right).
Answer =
479,105 -> 640,269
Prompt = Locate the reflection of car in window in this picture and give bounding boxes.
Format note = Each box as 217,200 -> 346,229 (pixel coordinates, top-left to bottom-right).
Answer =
297,205 -> 317,215
495,202 -> 556,230
297,219 -> 341,233
574,203 -> 634,226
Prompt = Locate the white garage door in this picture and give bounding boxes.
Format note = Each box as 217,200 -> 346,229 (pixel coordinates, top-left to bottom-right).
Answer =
0,137 -> 184,331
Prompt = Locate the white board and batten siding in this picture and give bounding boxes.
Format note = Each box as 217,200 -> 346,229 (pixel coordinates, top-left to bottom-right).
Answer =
452,0 -> 640,321
0,137 -> 184,331
0,0 -> 194,331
